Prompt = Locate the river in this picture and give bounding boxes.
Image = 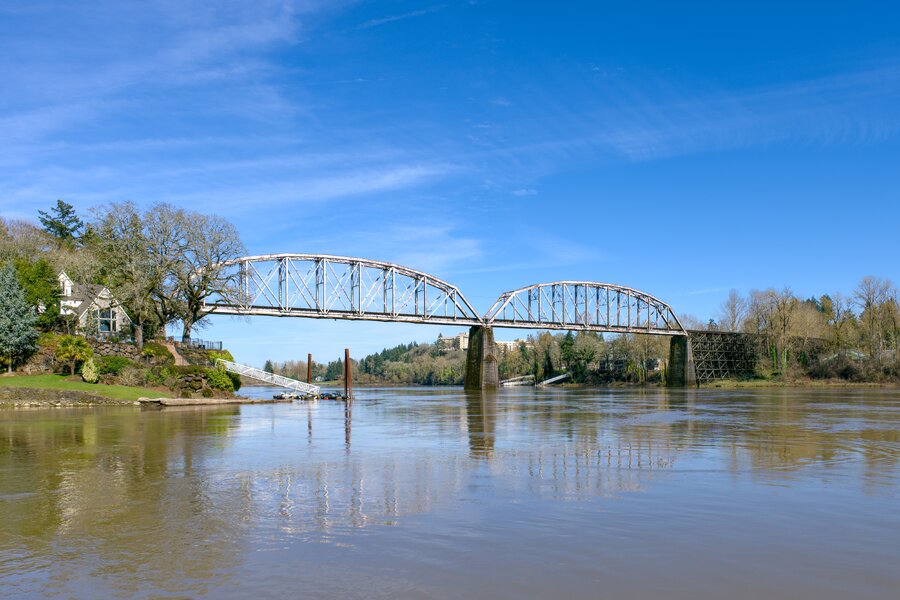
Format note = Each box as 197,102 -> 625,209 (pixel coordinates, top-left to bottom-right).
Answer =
1,386 -> 898,599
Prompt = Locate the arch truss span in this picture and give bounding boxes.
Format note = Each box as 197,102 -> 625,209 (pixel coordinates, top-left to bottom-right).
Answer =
483,281 -> 686,336
204,254 -> 483,326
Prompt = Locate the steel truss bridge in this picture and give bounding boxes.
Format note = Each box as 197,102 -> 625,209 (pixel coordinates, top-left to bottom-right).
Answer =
204,254 -> 687,336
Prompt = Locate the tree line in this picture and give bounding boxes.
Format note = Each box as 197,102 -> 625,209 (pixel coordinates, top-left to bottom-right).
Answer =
0,200 -> 245,371
260,275 -> 900,387
263,334 -> 671,387
701,279 -> 900,380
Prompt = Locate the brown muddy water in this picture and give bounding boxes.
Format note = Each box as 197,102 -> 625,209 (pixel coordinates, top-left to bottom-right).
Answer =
1,387 -> 899,599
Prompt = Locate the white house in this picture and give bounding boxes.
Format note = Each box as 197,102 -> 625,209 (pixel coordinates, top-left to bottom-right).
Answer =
58,271 -> 132,336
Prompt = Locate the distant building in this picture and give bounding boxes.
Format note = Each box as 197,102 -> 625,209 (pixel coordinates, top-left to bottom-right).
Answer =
436,332 -> 470,351
58,271 -> 132,336
495,339 -> 533,352
456,332 -> 469,351
436,332 -> 530,353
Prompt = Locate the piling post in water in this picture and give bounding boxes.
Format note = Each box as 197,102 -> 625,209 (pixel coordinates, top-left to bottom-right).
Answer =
307,353 -> 312,384
344,348 -> 352,400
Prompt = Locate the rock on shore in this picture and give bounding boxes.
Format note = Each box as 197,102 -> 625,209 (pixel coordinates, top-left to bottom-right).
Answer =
0,388 -> 136,408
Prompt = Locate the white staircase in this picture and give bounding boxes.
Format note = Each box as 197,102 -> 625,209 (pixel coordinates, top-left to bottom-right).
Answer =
216,359 -> 320,395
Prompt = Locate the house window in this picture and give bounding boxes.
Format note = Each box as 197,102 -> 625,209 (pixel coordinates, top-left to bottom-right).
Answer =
97,308 -> 117,333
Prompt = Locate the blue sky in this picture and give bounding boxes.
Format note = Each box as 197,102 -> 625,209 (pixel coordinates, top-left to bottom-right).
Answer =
2,1 -> 899,367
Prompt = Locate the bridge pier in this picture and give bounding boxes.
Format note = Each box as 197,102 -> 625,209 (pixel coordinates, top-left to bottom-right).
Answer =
464,326 -> 499,390
667,335 -> 697,387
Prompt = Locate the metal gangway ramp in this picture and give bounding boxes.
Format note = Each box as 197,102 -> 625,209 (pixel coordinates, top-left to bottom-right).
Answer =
216,359 -> 321,395
538,373 -> 570,386
500,374 -> 535,387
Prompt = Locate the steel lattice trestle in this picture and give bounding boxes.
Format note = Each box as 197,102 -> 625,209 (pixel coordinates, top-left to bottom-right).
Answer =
204,254 -> 483,326
688,331 -> 758,383
483,281 -> 686,336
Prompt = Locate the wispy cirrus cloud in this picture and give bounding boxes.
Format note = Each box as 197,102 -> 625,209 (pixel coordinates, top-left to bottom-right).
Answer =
0,159 -> 455,217
460,60 -> 900,171
298,222 -> 483,276
0,0 -> 321,145
353,4 -> 448,30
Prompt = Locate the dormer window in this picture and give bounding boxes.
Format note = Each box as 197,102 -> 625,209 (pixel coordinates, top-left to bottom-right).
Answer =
64,282 -> 72,296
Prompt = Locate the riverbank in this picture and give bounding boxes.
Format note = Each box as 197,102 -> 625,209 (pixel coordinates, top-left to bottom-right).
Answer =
0,374 -> 173,408
138,397 -> 288,406
699,377 -> 899,388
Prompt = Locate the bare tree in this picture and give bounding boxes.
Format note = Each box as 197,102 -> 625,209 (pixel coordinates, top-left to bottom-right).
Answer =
717,289 -> 747,332
170,211 -> 245,343
0,218 -> 51,263
143,203 -> 188,334
678,314 -> 705,330
744,288 -> 798,373
821,293 -> 857,351
853,276 -> 894,361
93,202 -> 161,350
772,288 -> 798,374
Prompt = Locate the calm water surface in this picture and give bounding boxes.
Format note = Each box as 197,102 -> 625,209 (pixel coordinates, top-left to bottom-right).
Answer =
1,387 -> 899,599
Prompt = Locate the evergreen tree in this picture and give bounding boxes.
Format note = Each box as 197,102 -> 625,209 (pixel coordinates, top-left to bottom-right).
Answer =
38,200 -> 83,242
15,258 -> 60,330
0,264 -> 39,373
263,359 -> 275,374
324,358 -> 343,381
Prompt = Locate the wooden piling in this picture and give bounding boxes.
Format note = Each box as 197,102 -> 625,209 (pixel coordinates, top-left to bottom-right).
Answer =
344,348 -> 352,399
307,353 -> 312,384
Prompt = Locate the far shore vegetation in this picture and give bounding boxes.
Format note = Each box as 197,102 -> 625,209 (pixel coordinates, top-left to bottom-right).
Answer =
266,283 -> 900,388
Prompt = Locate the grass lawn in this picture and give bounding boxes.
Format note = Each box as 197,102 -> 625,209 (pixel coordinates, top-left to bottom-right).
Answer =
0,374 -> 172,401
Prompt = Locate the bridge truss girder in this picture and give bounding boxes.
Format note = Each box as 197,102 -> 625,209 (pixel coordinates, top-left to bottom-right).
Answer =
483,281 -> 686,336
204,254 -> 483,326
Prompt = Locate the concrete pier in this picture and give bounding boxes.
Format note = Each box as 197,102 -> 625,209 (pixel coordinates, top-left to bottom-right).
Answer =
463,326 -> 500,390
667,335 -> 697,387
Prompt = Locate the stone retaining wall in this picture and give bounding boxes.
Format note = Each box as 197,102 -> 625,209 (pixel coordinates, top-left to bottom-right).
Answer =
89,341 -> 142,359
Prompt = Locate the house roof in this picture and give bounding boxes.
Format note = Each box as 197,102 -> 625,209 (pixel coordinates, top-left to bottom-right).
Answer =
58,271 -> 132,323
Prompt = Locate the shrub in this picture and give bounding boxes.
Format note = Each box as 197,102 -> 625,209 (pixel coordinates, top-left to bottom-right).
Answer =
227,372 -> 241,391
116,366 -> 147,387
206,366 -> 234,392
37,332 -> 62,350
81,358 -> 98,383
96,355 -> 135,376
207,349 -> 235,363
141,342 -> 174,362
144,366 -> 172,387
55,335 -> 93,375
172,364 -> 205,376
